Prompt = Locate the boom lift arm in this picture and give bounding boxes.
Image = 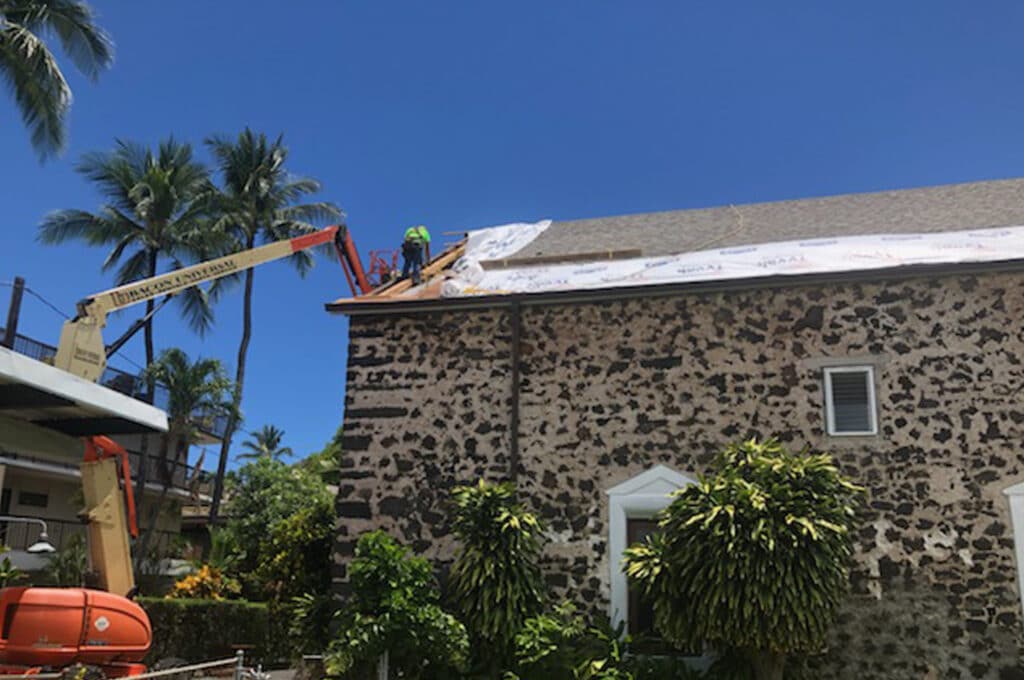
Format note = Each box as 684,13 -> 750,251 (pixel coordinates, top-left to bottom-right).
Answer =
82,436 -> 140,598
55,224 -> 370,382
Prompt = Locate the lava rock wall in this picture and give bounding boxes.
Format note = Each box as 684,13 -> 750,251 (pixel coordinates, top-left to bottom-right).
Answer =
336,271 -> 1024,679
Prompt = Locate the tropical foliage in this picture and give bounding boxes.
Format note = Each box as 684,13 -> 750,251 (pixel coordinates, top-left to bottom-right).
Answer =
202,128 -> 341,522
449,479 -> 545,673
289,592 -> 334,656
238,424 -> 293,461
508,602 -> 712,680
167,564 -> 241,600
325,531 -> 468,679
298,424 -> 342,484
0,556 -> 24,588
137,348 -> 234,565
0,0 -> 113,158
144,348 -> 234,456
252,499 -> 333,601
45,532 -> 89,586
39,138 -> 218,369
509,602 -> 633,680
222,456 -> 333,600
623,438 -> 862,680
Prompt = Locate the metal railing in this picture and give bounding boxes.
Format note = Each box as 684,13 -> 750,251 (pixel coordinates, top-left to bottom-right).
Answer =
130,449 -> 193,489
0,650 -> 269,680
0,446 -> 201,496
0,516 -> 178,554
0,327 -> 229,441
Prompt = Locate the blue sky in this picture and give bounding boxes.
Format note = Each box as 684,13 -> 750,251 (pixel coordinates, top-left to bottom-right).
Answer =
3,2 -> 1024,466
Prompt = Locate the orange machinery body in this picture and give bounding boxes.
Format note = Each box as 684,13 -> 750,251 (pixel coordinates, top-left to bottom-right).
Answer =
0,587 -> 151,676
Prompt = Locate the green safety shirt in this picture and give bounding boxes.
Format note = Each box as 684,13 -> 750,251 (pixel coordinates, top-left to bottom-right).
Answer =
404,225 -> 431,244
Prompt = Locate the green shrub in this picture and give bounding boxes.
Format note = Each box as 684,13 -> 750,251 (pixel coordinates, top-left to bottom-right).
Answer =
325,531 -> 468,679
623,438 -> 862,680
289,592 -> 334,655
140,597 -> 269,664
219,455 -> 336,661
0,556 -> 24,588
509,602 -> 631,680
223,456 -> 333,600
254,501 -> 334,601
627,656 -> 707,680
449,480 -> 544,673
44,533 -> 89,586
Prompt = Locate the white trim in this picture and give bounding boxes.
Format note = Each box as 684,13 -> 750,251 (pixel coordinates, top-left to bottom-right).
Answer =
823,365 -> 878,436
0,346 -> 167,433
607,465 -> 696,631
1004,481 -> 1024,623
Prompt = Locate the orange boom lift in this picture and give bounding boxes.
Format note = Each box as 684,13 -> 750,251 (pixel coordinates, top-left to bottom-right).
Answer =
0,224 -> 371,677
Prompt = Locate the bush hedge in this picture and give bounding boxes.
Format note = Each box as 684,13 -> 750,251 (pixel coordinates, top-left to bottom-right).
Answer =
140,597 -> 269,664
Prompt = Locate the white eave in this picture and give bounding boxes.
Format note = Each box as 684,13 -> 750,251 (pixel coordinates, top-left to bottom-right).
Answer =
0,346 -> 167,436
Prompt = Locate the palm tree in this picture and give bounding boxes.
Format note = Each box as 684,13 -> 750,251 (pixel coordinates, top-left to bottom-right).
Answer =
238,424 -> 293,461
1,0 -> 113,159
39,138 -> 218,373
136,347 -> 234,566
204,128 -> 341,522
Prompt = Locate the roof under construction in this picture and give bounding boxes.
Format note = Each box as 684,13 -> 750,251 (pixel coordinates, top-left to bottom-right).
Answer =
326,177 -> 1024,314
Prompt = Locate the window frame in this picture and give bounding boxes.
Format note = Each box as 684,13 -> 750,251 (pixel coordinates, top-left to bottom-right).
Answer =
823,365 -> 878,436
16,490 -> 48,509
606,465 -> 696,634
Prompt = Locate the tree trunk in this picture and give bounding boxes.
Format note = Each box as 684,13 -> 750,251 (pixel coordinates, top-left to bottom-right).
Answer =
134,248 -> 159,559
135,430 -> 187,571
131,433 -> 149,572
209,235 -> 256,523
143,248 -> 158,372
752,650 -> 786,680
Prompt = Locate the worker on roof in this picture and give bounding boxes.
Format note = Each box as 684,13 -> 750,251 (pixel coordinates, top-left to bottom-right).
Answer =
401,224 -> 431,285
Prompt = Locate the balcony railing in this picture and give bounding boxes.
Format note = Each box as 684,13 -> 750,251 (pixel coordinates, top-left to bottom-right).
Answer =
0,445 -> 205,496
0,327 -> 229,441
0,516 -> 179,556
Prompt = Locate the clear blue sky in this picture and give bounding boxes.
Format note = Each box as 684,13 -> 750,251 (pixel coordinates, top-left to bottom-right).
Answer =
3,2 -> 1024,467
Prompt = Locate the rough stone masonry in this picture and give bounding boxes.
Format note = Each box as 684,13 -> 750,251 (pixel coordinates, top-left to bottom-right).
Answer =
335,269 -> 1024,679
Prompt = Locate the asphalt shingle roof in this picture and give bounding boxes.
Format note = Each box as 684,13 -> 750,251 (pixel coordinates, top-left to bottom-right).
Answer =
514,178 -> 1024,260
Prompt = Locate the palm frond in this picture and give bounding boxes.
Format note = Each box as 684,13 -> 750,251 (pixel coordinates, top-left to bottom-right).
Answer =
38,208 -> 108,243
75,147 -> 140,209
112,247 -> 151,286
278,202 -> 342,224
286,249 -> 315,277
5,0 -> 113,79
173,279 -> 215,336
100,233 -> 136,271
145,348 -> 234,434
238,424 -> 292,460
0,21 -> 69,157
273,177 -> 321,203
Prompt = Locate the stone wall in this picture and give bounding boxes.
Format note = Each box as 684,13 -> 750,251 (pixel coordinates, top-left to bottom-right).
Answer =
336,271 -> 1024,679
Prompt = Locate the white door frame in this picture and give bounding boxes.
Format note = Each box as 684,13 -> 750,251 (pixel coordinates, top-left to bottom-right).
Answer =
606,465 -> 696,631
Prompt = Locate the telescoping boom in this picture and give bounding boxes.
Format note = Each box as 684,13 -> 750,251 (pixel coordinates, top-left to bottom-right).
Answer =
54,224 -> 371,382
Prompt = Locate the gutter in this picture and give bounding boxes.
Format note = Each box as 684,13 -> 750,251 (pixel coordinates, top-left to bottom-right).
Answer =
325,257 -> 1024,317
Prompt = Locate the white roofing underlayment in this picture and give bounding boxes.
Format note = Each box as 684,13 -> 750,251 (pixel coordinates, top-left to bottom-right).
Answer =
442,222 -> 1024,297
